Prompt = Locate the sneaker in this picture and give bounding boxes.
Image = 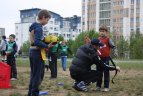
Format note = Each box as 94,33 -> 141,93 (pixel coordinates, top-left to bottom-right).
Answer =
95,86 -> 101,91
11,78 -> 17,81
103,88 -> 109,92
72,81 -> 88,92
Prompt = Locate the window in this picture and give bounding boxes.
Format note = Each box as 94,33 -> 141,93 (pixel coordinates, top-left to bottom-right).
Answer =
130,18 -> 134,22
136,17 -> 140,22
136,0 -> 140,4
131,0 -> 134,4
136,8 -> 140,13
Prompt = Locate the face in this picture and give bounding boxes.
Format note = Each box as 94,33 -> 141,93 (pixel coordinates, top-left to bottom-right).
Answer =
99,30 -> 107,38
93,45 -> 100,49
9,36 -> 15,42
41,17 -> 50,25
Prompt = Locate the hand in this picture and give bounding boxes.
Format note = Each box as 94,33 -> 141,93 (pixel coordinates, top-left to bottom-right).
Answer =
48,42 -> 54,48
116,66 -> 120,72
114,49 -> 118,57
6,53 -> 11,56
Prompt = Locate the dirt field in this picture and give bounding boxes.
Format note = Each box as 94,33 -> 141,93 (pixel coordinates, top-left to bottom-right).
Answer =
0,60 -> 143,96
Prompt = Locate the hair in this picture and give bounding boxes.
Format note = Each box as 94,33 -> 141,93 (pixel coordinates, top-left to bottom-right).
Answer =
99,25 -> 108,32
38,9 -> 51,20
9,34 -> 15,38
2,35 -> 6,39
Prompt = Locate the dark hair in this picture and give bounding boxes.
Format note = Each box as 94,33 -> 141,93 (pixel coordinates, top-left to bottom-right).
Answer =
2,35 -> 6,39
10,34 -> 15,38
99,25 -> 108,32
38,9 -> 51,20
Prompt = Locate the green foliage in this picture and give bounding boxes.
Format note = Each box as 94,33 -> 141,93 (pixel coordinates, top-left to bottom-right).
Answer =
20,41 -> 30,52
116,37 -> 129,58
130,32 -> 143,59
71,30 -> 99,54
58,35 -> 64,41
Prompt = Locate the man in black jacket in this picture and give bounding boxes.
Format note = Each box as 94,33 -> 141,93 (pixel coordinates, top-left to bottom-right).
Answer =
69,38 -> 120,92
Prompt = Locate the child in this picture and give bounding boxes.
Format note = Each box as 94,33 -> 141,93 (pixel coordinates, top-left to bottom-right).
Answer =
0,35 -> 7,62
96,25 -> 118,92
48,42 -> 60,78
60,41 -> 72,71
6,34 -> 18,80
28,9 -> 53,96
69,38 -> 120,92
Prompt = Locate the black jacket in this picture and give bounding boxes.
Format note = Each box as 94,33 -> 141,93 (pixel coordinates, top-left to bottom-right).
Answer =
70,43 -> 116,73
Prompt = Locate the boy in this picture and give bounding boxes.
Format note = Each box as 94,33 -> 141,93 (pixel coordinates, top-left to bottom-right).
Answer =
0,35 -> 7,62
6,34 -> 18,80
69,38 -> 120,92
28,9 -> 53,96
60,41 -> 72,71
48,42 -> 60,78
96,25 -> 118,92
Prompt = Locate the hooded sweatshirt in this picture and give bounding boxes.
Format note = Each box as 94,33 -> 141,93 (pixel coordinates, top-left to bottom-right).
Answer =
29,22 -> 48,48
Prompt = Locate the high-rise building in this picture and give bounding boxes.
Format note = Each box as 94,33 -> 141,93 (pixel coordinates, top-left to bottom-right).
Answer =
82,0 -> 143,39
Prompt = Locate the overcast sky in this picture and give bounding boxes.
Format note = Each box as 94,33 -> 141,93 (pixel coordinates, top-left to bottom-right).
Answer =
0,0 -> 81,36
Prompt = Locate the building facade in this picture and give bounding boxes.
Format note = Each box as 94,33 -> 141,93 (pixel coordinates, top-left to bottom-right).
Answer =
0,28 -> 5,39
82,0 -> 143,39
15,8 -> 81,49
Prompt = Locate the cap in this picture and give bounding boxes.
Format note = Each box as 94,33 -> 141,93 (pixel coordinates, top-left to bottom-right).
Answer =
91,38 -> 104,46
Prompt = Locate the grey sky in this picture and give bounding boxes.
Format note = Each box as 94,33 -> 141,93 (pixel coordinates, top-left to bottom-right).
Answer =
0,0 -> 81,36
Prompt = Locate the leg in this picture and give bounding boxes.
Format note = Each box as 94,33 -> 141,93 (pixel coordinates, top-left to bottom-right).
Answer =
61,56 -> 64,70
103,57 -> 110,89
51,54 -> 57,78
96,66 -> 103,88
64,56 -> 67,71
28,49 -> 45,96
11,57 -> 17,78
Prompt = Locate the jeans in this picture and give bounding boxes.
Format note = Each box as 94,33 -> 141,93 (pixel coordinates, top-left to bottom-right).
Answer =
96,57 -> 110,88
61,56 -> 67,71
28,49 -> 45,96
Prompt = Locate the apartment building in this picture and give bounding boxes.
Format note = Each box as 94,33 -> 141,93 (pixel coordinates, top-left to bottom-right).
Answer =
15,8 -> 81,49
0,28 -> 5,39
82,0 -> 143,39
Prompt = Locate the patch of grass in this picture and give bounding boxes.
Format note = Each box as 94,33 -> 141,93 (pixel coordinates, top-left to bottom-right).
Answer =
1,58 -> 142,96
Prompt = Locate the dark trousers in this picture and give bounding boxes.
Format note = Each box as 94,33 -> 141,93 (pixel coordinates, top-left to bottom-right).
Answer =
7,56 -> 17,78
70,70 -> 102,83
48,53 -> 58,78
28,49 -> 45,96
96,57 -> 110,88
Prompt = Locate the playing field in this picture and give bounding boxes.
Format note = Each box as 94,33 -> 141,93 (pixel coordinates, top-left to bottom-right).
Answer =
0,58 -> 143,96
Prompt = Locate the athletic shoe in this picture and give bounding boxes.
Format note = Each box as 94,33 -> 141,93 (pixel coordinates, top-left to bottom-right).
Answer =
95,86 -> 101,91
103,88 -> 110,92
11,78 -> 17,81
72,81 -> 88,92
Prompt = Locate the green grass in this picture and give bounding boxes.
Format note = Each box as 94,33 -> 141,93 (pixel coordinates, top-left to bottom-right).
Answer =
0,58 -> 143,96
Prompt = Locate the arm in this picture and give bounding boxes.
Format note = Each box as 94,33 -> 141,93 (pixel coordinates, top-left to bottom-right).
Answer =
94,56 -> 116,71
34,27 -> 48,48
0,40 -> 5,50
11,43 -> 18,56
109,38 -> 118,57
